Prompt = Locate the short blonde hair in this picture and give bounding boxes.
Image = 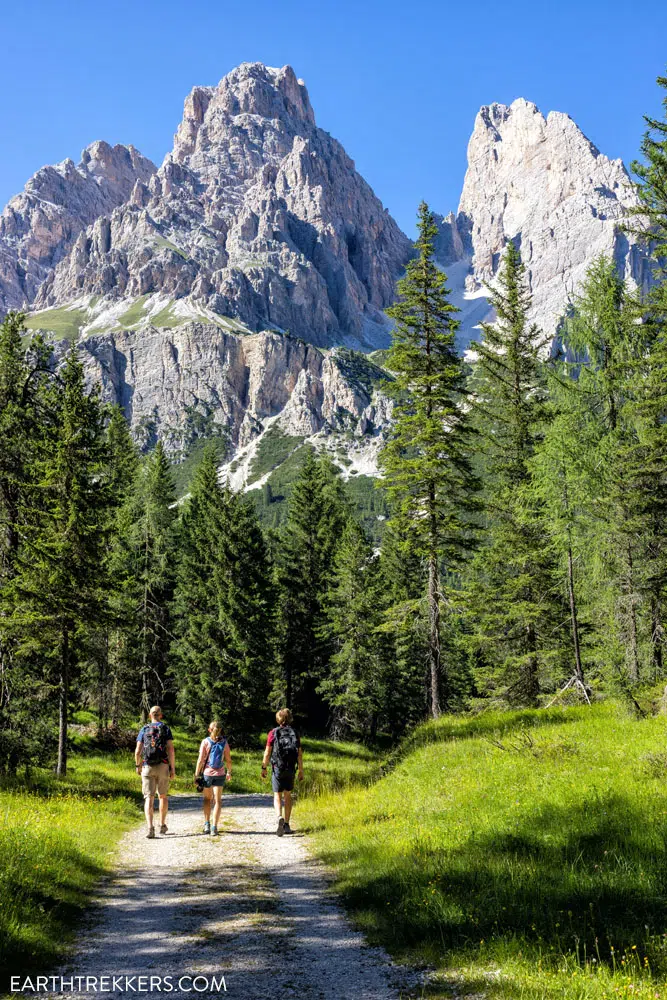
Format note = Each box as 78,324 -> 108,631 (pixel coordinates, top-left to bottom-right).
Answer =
276,708 -> 292,726
208,720 -> 224,741
149,705 -> 163,720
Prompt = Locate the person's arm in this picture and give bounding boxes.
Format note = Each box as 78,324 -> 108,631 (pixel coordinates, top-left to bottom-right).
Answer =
194,742 -> 207,777
297,745 -> 304,781
261,732 -> 273,779
224,742 -> 232,782
166,739 -> 176,778
135,738 -> 143,774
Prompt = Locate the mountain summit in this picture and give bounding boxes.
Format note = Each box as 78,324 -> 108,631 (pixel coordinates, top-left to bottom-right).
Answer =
34,63 -> 412,349
437,97 -> 648,343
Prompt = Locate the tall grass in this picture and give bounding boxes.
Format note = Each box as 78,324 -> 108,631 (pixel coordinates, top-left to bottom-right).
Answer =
301,701 -> 667,999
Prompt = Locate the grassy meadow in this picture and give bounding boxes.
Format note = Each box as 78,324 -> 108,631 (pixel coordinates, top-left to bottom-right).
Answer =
0,718 -> 374,981
301,701 -> 667,1000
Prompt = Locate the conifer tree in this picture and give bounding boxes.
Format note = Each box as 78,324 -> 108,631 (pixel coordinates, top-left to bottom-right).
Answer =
554,257 -> 647,683
4,349 -> 111,774
277,450 -> 348,722
172,445 -> 274,732
377,523 -> 429,730
320,519 -> 384,738
92,406 -> 140,728
115,442 -> 177,717
465,241 -> 563,704
380,201 -> 477,717
0,315 -> 55,768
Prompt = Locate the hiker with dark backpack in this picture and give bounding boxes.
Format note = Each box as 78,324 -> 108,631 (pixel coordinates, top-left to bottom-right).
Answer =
261,708 -> 304,835
135,705 -> 176,839
194,721 -> 232,837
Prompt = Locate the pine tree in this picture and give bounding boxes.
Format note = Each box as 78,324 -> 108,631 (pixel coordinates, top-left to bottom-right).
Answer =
3,348 -> 111,774
115,442 -> 177,718
319,519 -> 384,739
277,450 -> 348,723
377,523 -> 429,730
171,445 -> 227,722
560,257 -> 647,684
172,444 -> 274,732
92,406 -> 140,728
465,241 -> 564,704
380,201 -> 478,717
0,315 -> 55,770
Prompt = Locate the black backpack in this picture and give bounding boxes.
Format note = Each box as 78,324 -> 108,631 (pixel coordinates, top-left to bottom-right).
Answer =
142,722 -> 169,766
271,726 -> 299,773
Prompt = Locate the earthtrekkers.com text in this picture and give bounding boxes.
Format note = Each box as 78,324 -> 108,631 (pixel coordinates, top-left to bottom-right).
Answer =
9,977 -> 227,993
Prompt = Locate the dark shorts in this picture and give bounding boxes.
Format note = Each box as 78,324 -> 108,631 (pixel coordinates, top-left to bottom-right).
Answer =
271,770 -> 295,793
203,775 -> 226,788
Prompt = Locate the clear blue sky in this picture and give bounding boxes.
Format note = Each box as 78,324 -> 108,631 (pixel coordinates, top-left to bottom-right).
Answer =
2,0 -> 666,236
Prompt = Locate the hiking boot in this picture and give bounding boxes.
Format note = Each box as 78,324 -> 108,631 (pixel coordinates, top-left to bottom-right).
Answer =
146,827 -> 155,839
211,826 -> 219,837
283,822 -> 292,834
203,821 -> 211,835
160,824 -> 168,835
277,817 -> 285,837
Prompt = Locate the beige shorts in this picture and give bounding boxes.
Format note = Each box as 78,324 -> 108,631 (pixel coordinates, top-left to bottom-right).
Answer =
141,763 -> 170,798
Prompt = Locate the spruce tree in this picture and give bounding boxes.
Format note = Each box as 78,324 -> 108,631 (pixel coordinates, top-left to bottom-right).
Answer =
172,444 -> 274,732
116,442 -> 177,717
277,449 -> 348,723
377,523 -> 429,730
319,519 -> 384,739
465,241 -> 563,704
4,348 -> 111,774
380,201 -> 477,716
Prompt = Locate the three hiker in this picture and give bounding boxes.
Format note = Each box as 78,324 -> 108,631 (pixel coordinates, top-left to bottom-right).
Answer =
194,720 -> 232,837
136,705 -> 304,837
135,705 -> 176,839
261,708 -> 304,836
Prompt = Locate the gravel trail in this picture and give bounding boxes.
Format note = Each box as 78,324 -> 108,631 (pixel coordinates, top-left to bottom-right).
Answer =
40,793 -> 419,1000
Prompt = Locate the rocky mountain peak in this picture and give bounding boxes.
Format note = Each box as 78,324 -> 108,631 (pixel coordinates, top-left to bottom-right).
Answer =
34,62 -> 411,348
437,97 -> 649,344
0,142 -> 156,312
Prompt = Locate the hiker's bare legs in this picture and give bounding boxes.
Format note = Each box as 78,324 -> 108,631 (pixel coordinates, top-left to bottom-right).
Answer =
283,791 -> 293,823
158,794 -> 168,828
144,795 -> 155,831
203,787 -> 212,823
212,786 -> 223,828
273,791 -> 283,818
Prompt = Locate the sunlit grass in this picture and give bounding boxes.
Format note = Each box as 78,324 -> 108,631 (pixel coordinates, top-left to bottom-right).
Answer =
301,701 -> 667,999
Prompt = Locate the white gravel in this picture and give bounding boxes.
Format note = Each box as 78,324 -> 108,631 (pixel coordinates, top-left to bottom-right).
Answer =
37,793 -> 421,1000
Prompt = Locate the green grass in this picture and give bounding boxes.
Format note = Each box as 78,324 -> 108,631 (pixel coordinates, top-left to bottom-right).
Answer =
300,701 -> 667,1000
24,306 -> 89,340
247,427 -> 305,485
0,720 -> 372,984
154,236 -> 189,260
0,752 -> 139,980
117,295 -> 149,329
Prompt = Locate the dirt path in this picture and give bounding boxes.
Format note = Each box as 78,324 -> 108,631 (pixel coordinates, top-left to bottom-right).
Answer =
42,793 -> 419,1000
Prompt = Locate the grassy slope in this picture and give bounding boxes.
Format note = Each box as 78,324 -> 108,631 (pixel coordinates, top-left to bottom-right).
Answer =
0,724 -> 373,982
301,702 -> 667,1000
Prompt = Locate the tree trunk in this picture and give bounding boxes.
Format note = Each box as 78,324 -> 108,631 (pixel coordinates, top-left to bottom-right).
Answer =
57,624 -> 70,776
652,593 -> 664,679
567,540 -> 586,688
524,623 -> 540,706
427,549 -> 442,718
285,660 -> 292,710
626,543 -> 640,683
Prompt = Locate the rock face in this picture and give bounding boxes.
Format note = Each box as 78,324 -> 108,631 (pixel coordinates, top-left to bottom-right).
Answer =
36,63 -> 412,349
71,323 -> 391,464
436,99 -> 649,344
0,142 -> 156,312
